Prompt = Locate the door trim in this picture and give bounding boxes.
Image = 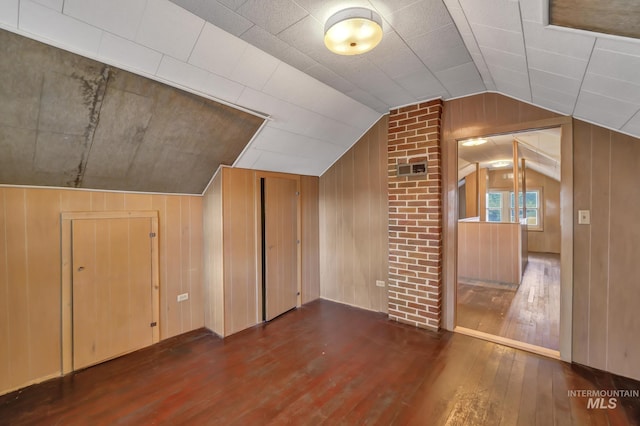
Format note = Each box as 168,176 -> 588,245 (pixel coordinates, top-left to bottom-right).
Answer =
60,210 -> 160,374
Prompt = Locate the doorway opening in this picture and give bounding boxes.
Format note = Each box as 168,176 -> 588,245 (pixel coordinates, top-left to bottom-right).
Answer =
455,128 -> 562,355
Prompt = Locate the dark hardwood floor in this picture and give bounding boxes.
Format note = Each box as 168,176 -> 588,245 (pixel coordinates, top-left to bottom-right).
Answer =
1,299 -> 639,425
457,252 -> 560,350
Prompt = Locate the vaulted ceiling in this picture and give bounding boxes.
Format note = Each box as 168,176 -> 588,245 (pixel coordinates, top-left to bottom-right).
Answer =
0,0 -> 638,193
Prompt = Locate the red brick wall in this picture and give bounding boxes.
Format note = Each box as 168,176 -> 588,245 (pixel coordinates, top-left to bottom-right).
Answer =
387,100 -> 443,330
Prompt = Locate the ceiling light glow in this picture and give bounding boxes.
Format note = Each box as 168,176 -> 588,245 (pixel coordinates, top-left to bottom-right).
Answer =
324,8 -> 383,55
461,138 -> 488,147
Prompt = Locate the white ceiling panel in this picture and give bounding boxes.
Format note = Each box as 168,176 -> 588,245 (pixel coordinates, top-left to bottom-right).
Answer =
98,33 -> 162,75
156,56 -> 245,103
518,0 -> 544,24
136,1 -> 204,62
63,0 -> 147,41
472,24 -> 526,56
460,0 -> 522,32
32,0 -> 63,12
530,85 -> 576,114
294,0 -> 371,22
622,112 -> 640,135
232,45 -> 281,91
19,0 -> 103,55
245,149 -> 329,176
575,91 -> 639,129
251,126 -> 345,159
217,0 -> 247,11
236,0 -> 308,35
303,64 -> 357,94
529,68 -> 581,97
172,0 -> 253,37
0,0 -> 18,27
406,24 -> 472,73
522,21 -> 595,60
481,46 -> 527,72
582,73 -> 640,105
527,47 -> 589,81
390,0 -> 452,40
435,62 -> 485,97
396,69 -> 448,100
588,43 -> 640,85
494,77 -> 532,102
189,23 -> 247,77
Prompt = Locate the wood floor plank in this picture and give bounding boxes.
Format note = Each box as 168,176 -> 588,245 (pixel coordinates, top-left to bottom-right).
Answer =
0,299 -> 638,425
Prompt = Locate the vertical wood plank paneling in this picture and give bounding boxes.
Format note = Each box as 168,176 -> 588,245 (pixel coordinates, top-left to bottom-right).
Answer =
180,198 -> 192,331
0,190 -> 10,392
607,132 -> 640,380
125,194 -> 153,211
189,197 -> 204,330
90,192 -> 107,211
571,120 -> 591,366
319,165 -> 338,302
151,195 -> 168,338
202,171 -> 224,335
375,116 -> 389,313
353,139 -> 371,308
319,116 -> 389,312
223,167 -> 258,335
105,192 -> 126,211
163,196 -> 183,338
24,190 -> 60,380
0,187 -> 204,396
300,175 -> 320,304
587,125 -> 610,371
4,189 -> 30,390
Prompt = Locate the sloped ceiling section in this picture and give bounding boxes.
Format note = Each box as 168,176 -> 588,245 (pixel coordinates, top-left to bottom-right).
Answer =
0,0 -> 381,178
0,0 -> 639,183
0,29 -> 263,194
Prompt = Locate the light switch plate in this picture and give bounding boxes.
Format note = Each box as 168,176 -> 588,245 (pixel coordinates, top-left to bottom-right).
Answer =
578,210 -> 590,225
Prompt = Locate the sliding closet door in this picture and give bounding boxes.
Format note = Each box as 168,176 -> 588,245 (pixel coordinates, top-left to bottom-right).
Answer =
263,177 -> 299,321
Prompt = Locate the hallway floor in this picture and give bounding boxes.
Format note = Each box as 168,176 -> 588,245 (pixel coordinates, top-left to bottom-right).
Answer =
457,252 -> 560,350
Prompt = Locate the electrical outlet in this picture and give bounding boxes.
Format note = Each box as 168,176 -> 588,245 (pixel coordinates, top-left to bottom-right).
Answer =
177,293 -> 189,302
376,280 -> 386,288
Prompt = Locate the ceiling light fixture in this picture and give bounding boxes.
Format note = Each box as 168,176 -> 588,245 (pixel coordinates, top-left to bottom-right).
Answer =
324,7 -> 383,55
490,160 -> 511,168
461,138 -> 488,147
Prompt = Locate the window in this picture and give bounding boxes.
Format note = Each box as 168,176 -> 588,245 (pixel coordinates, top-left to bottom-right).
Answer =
486,191 -> 503,222
510,190 -> 542,230
486,189 -> 543,230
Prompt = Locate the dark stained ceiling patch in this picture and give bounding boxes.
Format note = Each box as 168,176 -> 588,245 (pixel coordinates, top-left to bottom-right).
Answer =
550,0 -> 640,40
0,29 -> 264,194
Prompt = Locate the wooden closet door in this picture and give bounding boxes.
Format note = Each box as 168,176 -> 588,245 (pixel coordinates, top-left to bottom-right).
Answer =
72,217 -> 154,370
264,177 -> 298,321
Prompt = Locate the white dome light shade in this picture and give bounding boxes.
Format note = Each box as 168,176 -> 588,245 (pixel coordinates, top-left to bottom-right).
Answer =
324,7 -> 383,55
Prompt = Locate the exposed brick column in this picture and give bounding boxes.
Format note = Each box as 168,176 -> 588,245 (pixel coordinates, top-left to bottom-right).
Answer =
387,100 -> 443,331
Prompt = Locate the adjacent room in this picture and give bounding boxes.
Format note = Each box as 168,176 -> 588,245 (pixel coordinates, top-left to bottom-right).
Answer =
1,0 -> 640,424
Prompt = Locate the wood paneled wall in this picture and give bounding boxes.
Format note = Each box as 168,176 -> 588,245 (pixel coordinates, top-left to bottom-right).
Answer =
301,176 -> 320,304
458,221 -> 524,285
203,171 -> 224,336
221,167 -> 259,336
573,120 -> 640,381
202,167 -> 320,337
319,116 -> 389,313
0,187 -> 204,395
